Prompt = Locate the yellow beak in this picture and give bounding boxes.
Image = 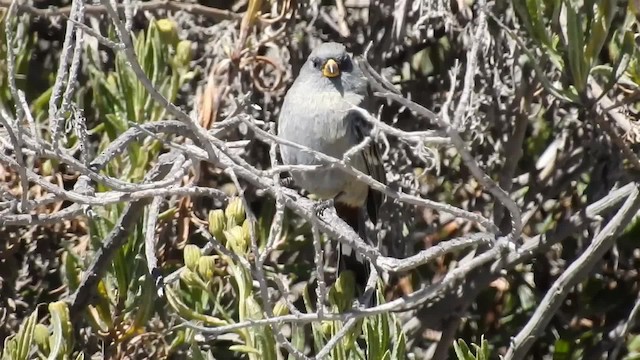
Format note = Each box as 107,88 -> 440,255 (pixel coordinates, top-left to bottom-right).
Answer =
322,59 -> 340,78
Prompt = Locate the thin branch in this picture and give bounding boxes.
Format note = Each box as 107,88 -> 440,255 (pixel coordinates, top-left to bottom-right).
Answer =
609,289 -> 640,360
67,153 -> 186,316
505,184 -> 640,359
145,196 -> 165,298
0,0 -> 240,21
49,0 -> 82,147
4,0 -> 30,212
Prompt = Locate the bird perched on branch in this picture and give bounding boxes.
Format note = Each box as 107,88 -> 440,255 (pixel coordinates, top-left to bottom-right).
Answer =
277,42 -> 385,301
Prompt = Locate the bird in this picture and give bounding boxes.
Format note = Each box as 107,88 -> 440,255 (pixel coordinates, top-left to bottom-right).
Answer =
277,42 -> 385,302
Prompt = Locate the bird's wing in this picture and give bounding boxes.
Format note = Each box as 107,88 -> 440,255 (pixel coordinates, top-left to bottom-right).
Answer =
348,109 -> 385,224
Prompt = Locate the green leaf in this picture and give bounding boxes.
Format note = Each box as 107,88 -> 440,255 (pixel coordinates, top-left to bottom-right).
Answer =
303,285 -> 326,352
585,0 -> 615,67
494,12 -> 575,102
62,250 -> 81,291
165,286 -> 227,326
453,339 -> 473,360
563,0 -> 587,92
2,308 -> 38,360
391,318 -> 406,360
597,30 -> 635,100
48,301 -> 72,359
289,324 -> 306,360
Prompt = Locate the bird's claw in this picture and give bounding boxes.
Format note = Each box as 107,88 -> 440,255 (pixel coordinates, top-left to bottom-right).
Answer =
314,199 -> 335,217
280,176 -> 295,187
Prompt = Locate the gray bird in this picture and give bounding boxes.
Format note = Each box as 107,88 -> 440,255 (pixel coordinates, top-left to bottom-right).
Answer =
277,42 -> 384,291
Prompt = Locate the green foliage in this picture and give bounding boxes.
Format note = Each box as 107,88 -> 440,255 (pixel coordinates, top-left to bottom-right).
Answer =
166,197 -> 407,359
1,302 -> 82,360
625,335 -> 640,360
88,18 -> 195,184
13,0 -> 640,357
363,288 -> 406,360
453,336 -> 490,360
1,308 -> 37,360
165,198 -> 277,359
47,302 -> 74,359
300,280 -> 405,359
512,0 -> 634,102
48,18 -> 196,354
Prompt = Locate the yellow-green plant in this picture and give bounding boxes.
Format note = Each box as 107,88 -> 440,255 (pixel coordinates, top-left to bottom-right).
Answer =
88,18 -> 195,183
453,336 -> 490,360
363,288 -> 407,360
168,198 -> 278,359
300,276 -> 406,359
512,0 -> 634,102
1,308 -> 38,360
1,302 -> 82,360
56,18 -> 196,351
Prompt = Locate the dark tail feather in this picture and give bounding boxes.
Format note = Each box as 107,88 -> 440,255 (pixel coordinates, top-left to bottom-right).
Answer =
335,203 -> 373,304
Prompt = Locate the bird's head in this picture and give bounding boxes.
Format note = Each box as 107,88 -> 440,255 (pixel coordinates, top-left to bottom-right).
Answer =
297,42 -> 366,95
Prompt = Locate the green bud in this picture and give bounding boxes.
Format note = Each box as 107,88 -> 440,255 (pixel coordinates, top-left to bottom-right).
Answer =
208,209 -> 226,240
175,40 -> 193,67
197,256 -> 216,280
155,19 -> 178,45
224,226 -> 248,254
179,268 -> 197,287
183,244 -> 201,271
329,271 -> 356,312
225,198 -> 245,226
33,324 -> 50,352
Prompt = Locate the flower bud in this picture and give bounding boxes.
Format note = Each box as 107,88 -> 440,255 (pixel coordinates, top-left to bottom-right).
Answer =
242,219 -> 252,244
197,256 -> 216,280
155,19 -> 178,46
225,198 -> 245,226
175,40 -> 193,67
224,226 -> 247,254
183,244 -> 201,271
179,268 -> 198,287
321,321 -> 332,335
208,209 -> 226,241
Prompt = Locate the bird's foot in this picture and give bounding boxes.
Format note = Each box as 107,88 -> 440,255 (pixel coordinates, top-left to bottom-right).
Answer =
314,198 -> 335,217
280,176 -> 295,187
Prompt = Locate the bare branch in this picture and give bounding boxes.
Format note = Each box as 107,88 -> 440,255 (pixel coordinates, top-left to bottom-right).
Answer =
505,184 -> 640,359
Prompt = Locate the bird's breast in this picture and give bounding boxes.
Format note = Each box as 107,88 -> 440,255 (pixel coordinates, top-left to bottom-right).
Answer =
278,90 -> 361,156
277,87 -> 368,199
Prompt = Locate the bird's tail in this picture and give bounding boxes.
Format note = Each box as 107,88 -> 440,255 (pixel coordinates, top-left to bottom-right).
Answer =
335,203 -> 375,305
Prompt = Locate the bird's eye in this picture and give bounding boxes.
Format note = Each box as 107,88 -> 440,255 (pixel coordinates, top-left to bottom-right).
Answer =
339,55 -> 352,71
311,57 -> 321,69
